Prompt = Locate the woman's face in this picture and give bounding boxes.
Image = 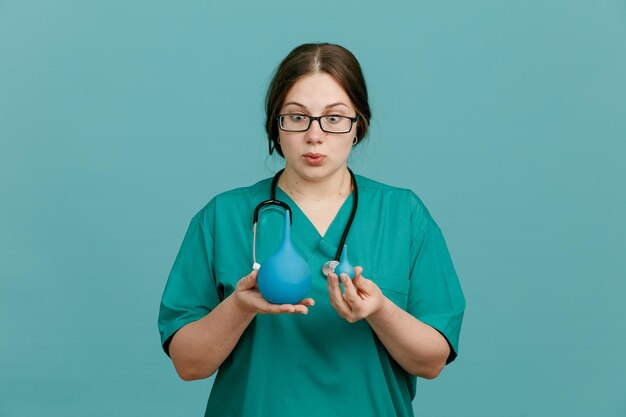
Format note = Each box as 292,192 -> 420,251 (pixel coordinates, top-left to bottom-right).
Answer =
278,72 -> 357,183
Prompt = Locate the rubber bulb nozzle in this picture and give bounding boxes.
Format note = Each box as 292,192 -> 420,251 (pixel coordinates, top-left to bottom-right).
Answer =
334,244 -> 355,279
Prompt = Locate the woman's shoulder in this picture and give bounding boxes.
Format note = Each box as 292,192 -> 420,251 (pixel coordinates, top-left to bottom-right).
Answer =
355,174 -> 426,206
355,173 -> 434,228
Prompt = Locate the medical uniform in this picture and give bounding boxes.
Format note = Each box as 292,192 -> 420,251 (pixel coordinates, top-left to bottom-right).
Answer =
158,174 -> 465,417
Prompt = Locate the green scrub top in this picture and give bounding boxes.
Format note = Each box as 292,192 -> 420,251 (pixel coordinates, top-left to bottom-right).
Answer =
158,174 -> 465,417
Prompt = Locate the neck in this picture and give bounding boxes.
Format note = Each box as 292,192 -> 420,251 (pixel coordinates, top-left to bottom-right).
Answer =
278,166 -> 352,202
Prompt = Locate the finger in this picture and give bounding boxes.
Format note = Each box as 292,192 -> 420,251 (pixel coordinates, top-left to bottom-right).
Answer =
256,297 -> 310,314
292,305 -> 309,314
356,275 -> 378,295
276,304 -> 298,314
327,273 -> 346,308
352,266 -> 364,285
279,303 -> 309,314
243,290 -> 293,313
237,270 -> 258,291
353,267 -> 378,294
299,298 -> 315,307
340,274 -> 361,305
258,301 -> 298,314
327,273 -> 352,316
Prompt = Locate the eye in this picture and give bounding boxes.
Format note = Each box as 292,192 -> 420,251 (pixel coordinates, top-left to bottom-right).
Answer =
324,115 -> 343,124
289,114 -> 307,122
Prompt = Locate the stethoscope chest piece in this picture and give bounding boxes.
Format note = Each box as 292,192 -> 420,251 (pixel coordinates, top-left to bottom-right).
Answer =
321,260 -> 339,277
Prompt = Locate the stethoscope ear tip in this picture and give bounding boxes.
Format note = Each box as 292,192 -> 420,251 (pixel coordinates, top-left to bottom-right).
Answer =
252,262 -> 261,271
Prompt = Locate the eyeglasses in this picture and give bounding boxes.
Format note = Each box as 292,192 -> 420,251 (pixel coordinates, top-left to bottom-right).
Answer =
276,114 -> 360,134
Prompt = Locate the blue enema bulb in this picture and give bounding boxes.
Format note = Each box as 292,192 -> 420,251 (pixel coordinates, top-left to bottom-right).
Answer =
257,210 -> 312,304
334,244 -> 355,279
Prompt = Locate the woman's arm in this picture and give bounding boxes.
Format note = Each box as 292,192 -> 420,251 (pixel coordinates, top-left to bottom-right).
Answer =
327,267 -> 449,379
169,270 -> 315,381
365,294 -> 450,379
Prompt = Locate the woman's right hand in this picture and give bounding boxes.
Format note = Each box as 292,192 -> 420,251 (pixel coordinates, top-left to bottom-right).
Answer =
233,270 -> 315,315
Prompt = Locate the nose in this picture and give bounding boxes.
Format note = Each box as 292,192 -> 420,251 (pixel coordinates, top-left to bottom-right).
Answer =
305,118 -> 325,143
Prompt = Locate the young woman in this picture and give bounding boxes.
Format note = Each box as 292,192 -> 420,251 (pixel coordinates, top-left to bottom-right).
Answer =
158,43 -> 465,417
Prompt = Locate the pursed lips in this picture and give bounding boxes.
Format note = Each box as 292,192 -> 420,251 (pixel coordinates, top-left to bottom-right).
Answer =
303,153 -> 326,165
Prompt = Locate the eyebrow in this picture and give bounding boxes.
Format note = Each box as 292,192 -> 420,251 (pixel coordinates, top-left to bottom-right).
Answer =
282,101 -> 350,110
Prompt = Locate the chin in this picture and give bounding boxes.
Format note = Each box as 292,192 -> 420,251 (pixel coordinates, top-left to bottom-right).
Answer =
297,169 -> 327,182
295,165 -> 343,182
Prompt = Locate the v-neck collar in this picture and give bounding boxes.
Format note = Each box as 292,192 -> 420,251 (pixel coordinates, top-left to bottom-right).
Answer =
275,186 -> 354,263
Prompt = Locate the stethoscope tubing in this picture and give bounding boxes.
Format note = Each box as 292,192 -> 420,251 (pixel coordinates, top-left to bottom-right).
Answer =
252,167 -> 358,269
252,199 -> 292,267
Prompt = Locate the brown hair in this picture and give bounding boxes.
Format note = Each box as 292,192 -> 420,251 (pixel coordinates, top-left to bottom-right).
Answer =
265,43 -> 371,157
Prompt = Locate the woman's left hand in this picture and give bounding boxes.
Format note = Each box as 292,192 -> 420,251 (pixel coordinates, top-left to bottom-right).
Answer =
327,266 -> 386,322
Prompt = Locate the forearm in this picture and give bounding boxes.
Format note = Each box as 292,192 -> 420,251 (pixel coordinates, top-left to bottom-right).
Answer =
169,293 -> 256,381
366,297 -> 450,379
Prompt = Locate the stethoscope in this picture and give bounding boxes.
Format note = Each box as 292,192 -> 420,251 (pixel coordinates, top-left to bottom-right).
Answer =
252,167 -> 358,278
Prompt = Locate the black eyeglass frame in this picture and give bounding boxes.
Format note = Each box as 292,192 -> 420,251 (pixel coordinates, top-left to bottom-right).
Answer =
276,114 -> 360,134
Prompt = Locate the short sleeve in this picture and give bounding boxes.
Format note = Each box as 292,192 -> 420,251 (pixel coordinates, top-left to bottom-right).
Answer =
408,195 -> 466,365
157,204 -> 222,356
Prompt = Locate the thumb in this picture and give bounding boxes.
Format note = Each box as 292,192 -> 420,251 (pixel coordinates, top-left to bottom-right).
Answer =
352,266 -> 364,285
237,269 -> 258,291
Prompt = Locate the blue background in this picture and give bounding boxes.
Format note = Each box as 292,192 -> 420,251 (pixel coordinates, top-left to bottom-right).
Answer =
1,1 -> 625,416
